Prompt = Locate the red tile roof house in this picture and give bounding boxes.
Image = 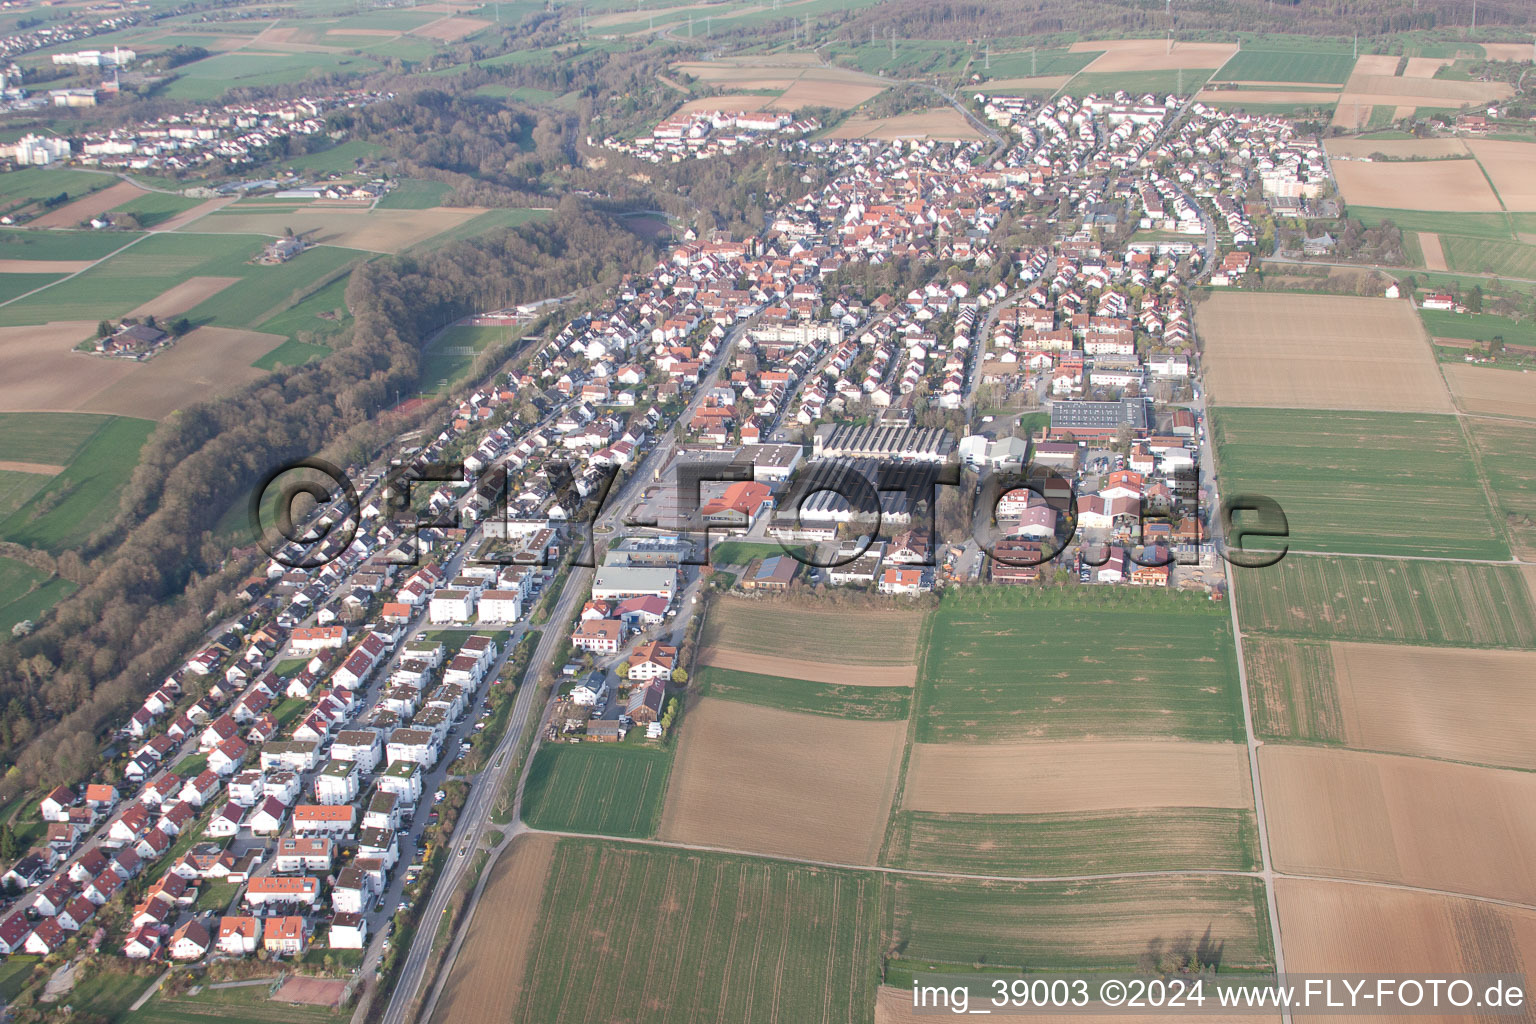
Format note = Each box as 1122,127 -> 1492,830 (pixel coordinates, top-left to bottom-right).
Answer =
39,786 -> 76,823
170,919 -> 211,960
24,916 -> 66,955
244,876 -> 319,910
0,912 -> 31,954
217,915 -> 260,955
123,923 -> 164,959
58,895 -> 96,931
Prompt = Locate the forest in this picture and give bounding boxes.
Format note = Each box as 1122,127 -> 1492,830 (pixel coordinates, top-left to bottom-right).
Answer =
0,202 -> 653,798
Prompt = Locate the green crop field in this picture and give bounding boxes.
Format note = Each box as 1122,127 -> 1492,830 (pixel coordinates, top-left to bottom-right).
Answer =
1348,207 -> 1514,241
420,323 -> 515,392
0,414 -> 156,551
696,666 -> 912,720
885,808 -> 1261,875
274,139 -> 385,175
832,39 -> 971,78
1420,308 -> 1536,348
1211,408 -> 1507,559
162,52 -> 383,100
0,273 -> 62,304
0,228 -> 140,261
1463,416 -> 1536,558
109,190 -> 204,229
1213,48 -> 1355,83
917,587 -> 1243,743
520,744 -> 672,837
516,840 -> 882,1024
1232,554 -> 1536,647
1243,637 -> 1343,743
885,874 -> 1274,977
376,179 -> 452,209
0,167 -> 114,207
0,231 -> 365,329
1439,235 -> 1536,279
184,245 -> 366,329
0,409 -> 121,464
0,232 -> 252,325
1061,69 -> 1215,98
977,47 -> 1100,80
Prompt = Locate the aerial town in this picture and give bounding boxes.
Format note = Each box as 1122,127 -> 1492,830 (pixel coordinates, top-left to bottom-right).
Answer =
1,3 -> 1534,1021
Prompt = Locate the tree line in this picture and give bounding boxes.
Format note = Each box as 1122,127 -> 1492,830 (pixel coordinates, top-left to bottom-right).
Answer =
0,201 -> 654,801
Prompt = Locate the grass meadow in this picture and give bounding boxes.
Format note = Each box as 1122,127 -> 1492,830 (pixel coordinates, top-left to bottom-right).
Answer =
1212,48 -> 1355,83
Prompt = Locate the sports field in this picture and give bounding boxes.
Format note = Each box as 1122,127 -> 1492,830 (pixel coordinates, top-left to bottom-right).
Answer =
520,743 -> 672,838
917,588 -> 1243,744
695,666 -> 912,720
1231,555 -> 1536,647
1261,745 -> 1536,904
884,807 -> 1261,875
512,839 -> 883,1024
1210,407 -> 1506,559
1212,49 -> 1355,84
419,324 -> 513,393
1196,292 -> 1451,414
886,873 -> 1273,975
659,698 -> 905,864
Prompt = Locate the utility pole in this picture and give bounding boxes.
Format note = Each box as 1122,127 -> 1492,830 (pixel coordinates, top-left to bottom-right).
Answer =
1032,48 -> 1037,76
984,42 -> 990,72
1471,0 -> 1477,31
688,13 -> 693,37
889,27 -> 895,60
1353,32 -> 1358,59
